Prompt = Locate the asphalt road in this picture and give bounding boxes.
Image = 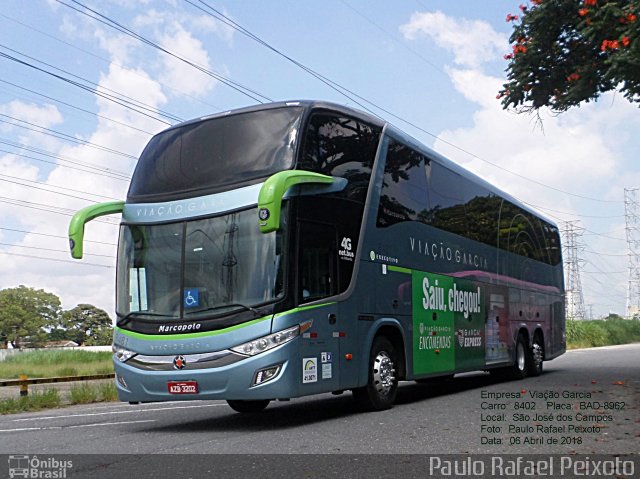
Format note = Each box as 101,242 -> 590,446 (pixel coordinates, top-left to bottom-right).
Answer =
0,344 -> 640,479
0,343 -> 637,458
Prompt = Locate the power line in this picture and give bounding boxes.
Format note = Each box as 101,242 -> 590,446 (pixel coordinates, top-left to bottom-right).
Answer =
0,79 -> 155,136
188,0 -> 624,205
0,46 -> 179,125
0,113 -> 137,161
0,241 -> 113,258
584,249 -> 628,258
0,141 -> 131,181
0,174 -> 120,203
0,13 -> 225,116
338,0 -> 448,79
0,226 -> 116,246
0,196 -> 119,225
583,270 -> 626,274
0,251 -> 112,268
520,200 -> 624,219
55,0 -> 272,104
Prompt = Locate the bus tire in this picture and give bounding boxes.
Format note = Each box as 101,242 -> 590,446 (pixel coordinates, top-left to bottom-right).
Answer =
511,332 -> 529,380
226,399 -> 270,413
527,334 -> 544,377
353,336 -> 398,411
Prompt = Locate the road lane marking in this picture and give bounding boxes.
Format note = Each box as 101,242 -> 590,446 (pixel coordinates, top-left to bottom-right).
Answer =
68,420 -> 156,428
12,403 -> 227,422
0,419 -> 155,433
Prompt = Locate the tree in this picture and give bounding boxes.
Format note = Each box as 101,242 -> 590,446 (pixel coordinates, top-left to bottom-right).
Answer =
62,304 -> 113,346
0,286 -> 62,348
499,0 -> 640,112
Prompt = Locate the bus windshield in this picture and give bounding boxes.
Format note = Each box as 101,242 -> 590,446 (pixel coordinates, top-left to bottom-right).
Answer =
116,206 -> 286,321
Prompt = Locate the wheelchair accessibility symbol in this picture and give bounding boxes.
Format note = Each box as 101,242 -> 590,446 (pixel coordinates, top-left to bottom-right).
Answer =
183,289 -> 199,308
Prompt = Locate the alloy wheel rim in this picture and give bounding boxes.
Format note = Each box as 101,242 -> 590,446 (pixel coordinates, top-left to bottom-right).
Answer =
532,342 -> 543,370
373,351 -> 396,396
517,342 -> 526,371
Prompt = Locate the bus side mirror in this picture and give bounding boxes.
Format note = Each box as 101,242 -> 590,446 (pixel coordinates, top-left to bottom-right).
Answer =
68,201 -> 125,259
257,170 -> 335,234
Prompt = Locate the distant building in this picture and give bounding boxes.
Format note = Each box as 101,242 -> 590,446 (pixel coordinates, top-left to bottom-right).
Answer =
44,340 -> 79,348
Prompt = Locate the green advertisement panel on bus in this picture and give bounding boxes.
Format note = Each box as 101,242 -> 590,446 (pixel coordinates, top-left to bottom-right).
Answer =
412,270 -> 485,375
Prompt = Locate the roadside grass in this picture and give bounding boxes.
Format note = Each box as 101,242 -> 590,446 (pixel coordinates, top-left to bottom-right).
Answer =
0,350 -> 113,379
566,318 -> 640,349
0,388 -> 61,414
0,381 -> 118,414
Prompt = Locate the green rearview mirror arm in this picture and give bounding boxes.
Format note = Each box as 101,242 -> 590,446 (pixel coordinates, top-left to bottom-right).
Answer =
258,170 -> 335,233
69,200 -> 125,259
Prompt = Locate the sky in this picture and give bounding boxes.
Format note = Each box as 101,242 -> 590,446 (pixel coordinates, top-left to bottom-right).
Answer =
0,0 -> 637,320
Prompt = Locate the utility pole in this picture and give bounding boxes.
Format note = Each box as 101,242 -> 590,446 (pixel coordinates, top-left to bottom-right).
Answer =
562,220 -> 586,320
624,188 -> 640,319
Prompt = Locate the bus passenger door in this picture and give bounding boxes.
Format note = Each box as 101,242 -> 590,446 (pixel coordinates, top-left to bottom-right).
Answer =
297,221 -> 341,392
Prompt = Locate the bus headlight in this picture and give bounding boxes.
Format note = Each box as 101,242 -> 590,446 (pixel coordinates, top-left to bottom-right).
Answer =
112,344 -> 137,362
231,321 -> 310,356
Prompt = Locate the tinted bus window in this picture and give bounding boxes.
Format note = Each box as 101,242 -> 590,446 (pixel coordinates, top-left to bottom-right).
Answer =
375,139 -> 561,267
128,107 -> 303,201
298,113 -> 381,205
498,202 -> 560,265
424,161 -> 468,237
377,140 -> 429,227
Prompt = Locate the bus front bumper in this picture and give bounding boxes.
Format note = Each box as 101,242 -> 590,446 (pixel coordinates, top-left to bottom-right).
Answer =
113,341 -> 300,402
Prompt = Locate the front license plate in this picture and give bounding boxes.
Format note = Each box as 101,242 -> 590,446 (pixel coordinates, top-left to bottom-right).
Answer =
167,381 -> 198,394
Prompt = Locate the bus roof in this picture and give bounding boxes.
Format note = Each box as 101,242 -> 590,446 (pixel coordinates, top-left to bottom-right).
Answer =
153,100 -> 557,228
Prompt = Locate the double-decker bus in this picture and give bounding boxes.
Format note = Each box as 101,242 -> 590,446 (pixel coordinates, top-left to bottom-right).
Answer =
69,100 -> 565,412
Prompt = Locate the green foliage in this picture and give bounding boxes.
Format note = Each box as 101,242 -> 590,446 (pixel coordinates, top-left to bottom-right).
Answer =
1,350 -> 113,379
68,383 -> 99,404
0,286 -> 62,348
61,304 -> 113,346
566,318 -> 640,348
500,0 -> 640,112
97,381 -> 118,401
0,389 -> 60,415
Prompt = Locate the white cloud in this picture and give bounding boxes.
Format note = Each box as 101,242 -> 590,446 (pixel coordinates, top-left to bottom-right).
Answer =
0,57 -> 168,314
0,101 -> 63,129
157,23 -> 217,97
400,11 -> 507,69
400,9 -> 635,316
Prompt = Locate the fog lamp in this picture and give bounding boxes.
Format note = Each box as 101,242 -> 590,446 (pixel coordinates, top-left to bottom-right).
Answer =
252,364 -> 282,386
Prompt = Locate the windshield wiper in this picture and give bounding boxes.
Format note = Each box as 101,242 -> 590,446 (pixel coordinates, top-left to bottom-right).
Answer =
117,311 -> 174,327
185,303 -> 264,317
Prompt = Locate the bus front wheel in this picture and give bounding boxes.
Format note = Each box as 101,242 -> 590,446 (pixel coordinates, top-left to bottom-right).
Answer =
227,399 -> 270,413
353,336 -> 398,411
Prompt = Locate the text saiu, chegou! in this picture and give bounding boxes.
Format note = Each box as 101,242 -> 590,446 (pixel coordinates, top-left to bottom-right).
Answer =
422,277 -> 482,318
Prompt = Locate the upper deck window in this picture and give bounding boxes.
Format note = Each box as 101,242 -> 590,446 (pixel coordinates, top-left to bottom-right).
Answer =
299,113 -> 381,205
128,107 -> 303,202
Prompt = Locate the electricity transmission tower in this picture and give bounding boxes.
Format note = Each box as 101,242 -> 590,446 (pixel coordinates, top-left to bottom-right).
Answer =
562,220 -> 586,320
624,188 -> 640,319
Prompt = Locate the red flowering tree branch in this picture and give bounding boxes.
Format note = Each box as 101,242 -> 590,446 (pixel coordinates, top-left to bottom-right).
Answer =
499,0 -> 640,112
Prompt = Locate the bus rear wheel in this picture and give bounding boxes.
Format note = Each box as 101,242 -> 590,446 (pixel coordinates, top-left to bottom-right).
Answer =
226,399 -> 270,413
527,334 -> 544,377
511,332 -> 530,380
353,336 -> 398,411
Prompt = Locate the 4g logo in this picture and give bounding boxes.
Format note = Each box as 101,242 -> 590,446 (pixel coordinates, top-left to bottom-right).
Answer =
339,236 -> 355,261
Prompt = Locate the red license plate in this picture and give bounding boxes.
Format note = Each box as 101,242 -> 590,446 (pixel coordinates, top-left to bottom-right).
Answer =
167,381 -> 198,394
